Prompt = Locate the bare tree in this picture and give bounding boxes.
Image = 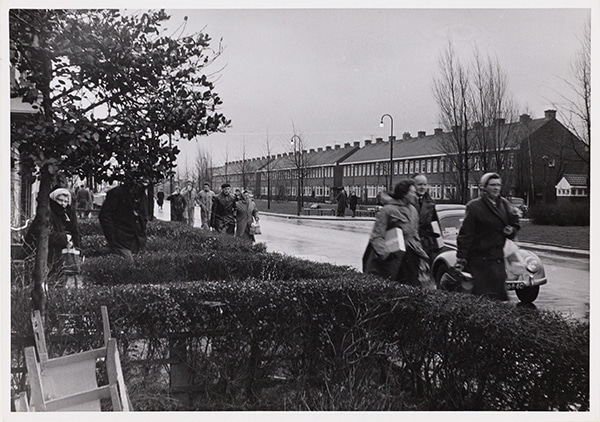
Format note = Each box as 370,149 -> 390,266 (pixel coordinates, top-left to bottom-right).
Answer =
238,140 -> 250,190
470,50 -> 519,187
287,129 -> 313,215
432,41 -> 473,203
194,144 -> 213,187
552,17 -> 591,183
262,132 -> 275,209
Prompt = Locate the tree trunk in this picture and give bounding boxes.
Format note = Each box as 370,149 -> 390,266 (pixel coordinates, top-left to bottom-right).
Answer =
31,169 -> 53,317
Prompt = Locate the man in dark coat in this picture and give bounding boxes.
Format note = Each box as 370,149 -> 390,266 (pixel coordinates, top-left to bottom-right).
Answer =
456,172 -> 520,301
99,178 -> 149,262
336,188 -> 348,217
414,174 -> 440,260
348,191 -> 358,217
211,183 -> 237,235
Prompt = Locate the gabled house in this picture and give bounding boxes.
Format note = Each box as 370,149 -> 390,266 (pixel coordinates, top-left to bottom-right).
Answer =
555,174 -> 588,202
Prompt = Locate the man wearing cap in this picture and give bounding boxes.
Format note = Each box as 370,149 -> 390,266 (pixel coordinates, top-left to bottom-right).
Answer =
456,172 -> 520,300
211,183 -> 237,235
181,180 -> 198,227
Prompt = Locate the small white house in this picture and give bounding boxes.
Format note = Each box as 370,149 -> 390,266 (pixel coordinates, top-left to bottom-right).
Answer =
555,174 -> 588,201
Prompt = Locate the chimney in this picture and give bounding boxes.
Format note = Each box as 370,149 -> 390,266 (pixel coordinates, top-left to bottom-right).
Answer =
544,109 -> 557,119
301,149 -> 307,154
277,153 -> 282,158
364,140 -> 372,145
434,128 -> 443,135
309,148 -> 315,153
353,141 -> 360,148
402,132 -> 411,140
451,125 -> 462,134
334,144 -> 341,149
317,147 -> 323,152
376,137 -> 383,144
494,118 -> 505,126
519,114 -> 531,124
344,142 -> 351,148
326,145 -> 332,150
418,131 -> 426,138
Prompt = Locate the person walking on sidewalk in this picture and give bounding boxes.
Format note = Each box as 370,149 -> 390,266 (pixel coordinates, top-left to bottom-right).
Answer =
349,191 -> 358,217
211,183 -> 237,235
235,190 -> 260,242
198,182 -> 215,230
413,174 -> 441,260
167,186 -> 187,222
336,188 -> 348,217
181,180 -> 198,227
456,172 -> 520,301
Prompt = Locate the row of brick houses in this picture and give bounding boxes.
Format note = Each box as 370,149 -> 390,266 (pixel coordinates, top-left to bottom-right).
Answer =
211,109 -> 589,205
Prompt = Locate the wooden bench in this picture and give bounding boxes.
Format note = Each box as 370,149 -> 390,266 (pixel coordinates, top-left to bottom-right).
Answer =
17,306 -> 131,412
302,207 -> 336,216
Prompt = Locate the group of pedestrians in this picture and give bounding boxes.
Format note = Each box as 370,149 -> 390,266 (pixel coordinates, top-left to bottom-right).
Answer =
364,172 -> 520,301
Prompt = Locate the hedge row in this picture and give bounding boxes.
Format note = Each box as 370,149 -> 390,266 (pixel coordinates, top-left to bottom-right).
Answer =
529,202 -> 590,226
12,282 -> 589,410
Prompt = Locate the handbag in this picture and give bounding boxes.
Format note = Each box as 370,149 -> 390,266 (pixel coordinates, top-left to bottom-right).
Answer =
61,247 -> 83,275
249,219 -> 261,235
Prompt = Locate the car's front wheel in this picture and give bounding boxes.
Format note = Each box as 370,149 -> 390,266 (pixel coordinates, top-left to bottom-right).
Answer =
515,285 -> 540,303
434,264 -> 448,289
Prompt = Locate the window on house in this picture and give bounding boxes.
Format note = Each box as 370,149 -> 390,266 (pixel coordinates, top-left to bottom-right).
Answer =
433,159 -> 438,173
427,159 -> 432,173
508,153 -> 515,170
409,161 -> 414,174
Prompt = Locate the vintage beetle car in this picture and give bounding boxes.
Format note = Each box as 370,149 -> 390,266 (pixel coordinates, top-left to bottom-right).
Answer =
431,204 -> 547,303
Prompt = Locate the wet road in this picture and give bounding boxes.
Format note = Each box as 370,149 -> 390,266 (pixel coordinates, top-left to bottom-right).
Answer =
155,205 -> 590,322
257,214 -> 590,322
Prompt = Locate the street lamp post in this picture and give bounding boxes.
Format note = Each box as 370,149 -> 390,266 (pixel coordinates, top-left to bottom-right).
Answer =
379,114 -> 395,191
291,135 -> 302,216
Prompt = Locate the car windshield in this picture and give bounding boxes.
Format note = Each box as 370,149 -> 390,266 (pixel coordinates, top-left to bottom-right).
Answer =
439,214 -> 464,242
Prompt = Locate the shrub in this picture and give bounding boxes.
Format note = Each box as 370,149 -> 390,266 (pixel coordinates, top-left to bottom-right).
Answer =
529,202 -> 590,226
11,278 -> 589,411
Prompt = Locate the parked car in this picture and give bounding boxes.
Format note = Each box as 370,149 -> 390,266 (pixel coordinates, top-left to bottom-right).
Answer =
508,197 -> 529,218
431,204 -> 547,303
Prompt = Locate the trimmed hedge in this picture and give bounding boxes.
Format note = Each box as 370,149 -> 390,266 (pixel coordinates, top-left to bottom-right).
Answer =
11,219 -> 590,411
529,202 -> 590,226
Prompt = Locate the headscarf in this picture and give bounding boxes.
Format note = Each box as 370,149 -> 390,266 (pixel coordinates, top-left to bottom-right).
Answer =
479,172 -> 501,188
49,188 -> 71,204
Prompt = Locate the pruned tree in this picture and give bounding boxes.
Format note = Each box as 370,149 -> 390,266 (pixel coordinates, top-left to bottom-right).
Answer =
432,41 -> 473,203
262,132 -> 274,208
10,9 -> 229,314
194,145 -> 214,188
287,130 -> 313,215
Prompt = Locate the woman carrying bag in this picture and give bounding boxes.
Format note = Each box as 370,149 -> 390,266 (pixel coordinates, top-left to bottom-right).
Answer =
363,179 -> 434,289
235,190 -> 260,242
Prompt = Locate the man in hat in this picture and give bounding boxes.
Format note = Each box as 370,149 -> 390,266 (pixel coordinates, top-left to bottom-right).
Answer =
99,176 -> 149,262
456,172 -> 520,301
211,183 -> 237,234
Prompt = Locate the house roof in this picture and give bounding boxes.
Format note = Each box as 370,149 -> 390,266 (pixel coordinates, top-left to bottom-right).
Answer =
560,173 -> 588,187
342,117 -> 550,165
258,145 -> 359,172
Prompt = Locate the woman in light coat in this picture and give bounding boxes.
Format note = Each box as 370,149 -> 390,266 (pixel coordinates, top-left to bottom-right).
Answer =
235,190 -> 259,241
363,179 -> 433,288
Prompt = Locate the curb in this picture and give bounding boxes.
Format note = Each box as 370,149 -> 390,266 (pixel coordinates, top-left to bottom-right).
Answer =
260,212 -> 590,259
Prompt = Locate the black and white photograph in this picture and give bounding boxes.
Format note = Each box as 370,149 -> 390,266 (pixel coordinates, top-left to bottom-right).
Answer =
3,0 -> 597,419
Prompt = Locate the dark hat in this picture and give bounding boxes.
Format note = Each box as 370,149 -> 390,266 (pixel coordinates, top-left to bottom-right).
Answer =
221,183 -> 231,189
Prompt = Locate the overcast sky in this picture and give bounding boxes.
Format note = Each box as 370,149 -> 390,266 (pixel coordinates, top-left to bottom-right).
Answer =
154,5 -> 593,170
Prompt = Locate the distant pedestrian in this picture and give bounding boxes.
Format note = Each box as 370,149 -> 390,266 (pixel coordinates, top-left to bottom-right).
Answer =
211,183 -> 237,234
336,188 -> 348,217
235,190 -> 260,242
413,174 -> 441,260
363,180 -> 434,289
167,186 -> 187,222
456,173 -> 520,301
75,183 -> 93,219
349,191 -> 358,217
156,190 -> 165,210
181,180 -> 198,227
99,177 -> 149,262
198,183 -> 215,230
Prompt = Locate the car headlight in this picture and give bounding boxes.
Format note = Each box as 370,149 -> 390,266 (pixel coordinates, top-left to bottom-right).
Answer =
525,256 -> 540,273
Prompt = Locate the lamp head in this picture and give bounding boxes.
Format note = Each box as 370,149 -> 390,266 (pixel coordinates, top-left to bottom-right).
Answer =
379,122 -> 384,128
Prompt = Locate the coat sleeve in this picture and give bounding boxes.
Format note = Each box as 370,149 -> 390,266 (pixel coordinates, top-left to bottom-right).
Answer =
370,208 -> 392,260
456,203 -> 476,260
98,190 -> 118,245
